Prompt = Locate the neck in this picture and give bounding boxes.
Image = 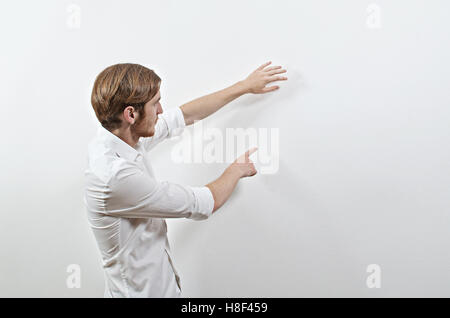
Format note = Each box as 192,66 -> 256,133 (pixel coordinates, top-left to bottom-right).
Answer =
111,126 -> 140,148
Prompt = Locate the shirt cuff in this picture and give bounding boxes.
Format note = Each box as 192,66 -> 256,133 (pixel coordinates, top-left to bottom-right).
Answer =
189,186 -> 215,220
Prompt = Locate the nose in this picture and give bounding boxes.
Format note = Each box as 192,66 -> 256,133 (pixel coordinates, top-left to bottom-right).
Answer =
157,103 -> 163,115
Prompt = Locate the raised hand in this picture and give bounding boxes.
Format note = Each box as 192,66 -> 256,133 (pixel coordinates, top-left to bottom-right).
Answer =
242,61 -> 288,94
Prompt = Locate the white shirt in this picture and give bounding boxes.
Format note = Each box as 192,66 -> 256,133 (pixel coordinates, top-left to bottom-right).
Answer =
84,107 -> 215,298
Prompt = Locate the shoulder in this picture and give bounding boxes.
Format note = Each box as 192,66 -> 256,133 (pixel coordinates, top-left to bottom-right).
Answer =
85,145 -> 137,185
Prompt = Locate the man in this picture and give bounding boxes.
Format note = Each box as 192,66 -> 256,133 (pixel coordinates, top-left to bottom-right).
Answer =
84,61 -> 288,297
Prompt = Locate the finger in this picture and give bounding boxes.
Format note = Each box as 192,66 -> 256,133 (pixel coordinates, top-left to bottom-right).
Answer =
236,155 -> 252,164
236,148 -> 257,163
267,69 -> 287,76
257,61 -> 272,70
267,75 -> 288,83
261,86 -> 280,93
245,147 -> 258,157
264,66 -> 282,72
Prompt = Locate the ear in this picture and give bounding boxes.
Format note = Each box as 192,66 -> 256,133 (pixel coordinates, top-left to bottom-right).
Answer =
123,106 -> 136,124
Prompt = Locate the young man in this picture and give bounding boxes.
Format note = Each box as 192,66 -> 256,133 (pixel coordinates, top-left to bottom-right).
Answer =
84,61 -> 287,297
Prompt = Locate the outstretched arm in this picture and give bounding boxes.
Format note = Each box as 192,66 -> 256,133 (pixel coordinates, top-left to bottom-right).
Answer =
180,61 -> 287,125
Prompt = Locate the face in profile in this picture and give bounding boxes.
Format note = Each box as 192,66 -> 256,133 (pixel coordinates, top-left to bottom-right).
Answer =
132,90 -> 163,138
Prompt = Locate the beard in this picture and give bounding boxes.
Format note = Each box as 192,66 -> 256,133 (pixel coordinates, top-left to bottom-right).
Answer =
132,116 -> 155,138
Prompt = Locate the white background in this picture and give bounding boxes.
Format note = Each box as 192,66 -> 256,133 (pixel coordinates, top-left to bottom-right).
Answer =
1,0 -> 449,297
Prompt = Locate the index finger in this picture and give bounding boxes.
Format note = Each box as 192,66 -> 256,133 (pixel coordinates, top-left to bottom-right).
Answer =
246,147 -> 258,157
257,61 -> 272,70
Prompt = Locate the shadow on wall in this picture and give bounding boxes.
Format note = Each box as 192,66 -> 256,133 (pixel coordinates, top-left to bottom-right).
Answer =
221,67 -> 307,129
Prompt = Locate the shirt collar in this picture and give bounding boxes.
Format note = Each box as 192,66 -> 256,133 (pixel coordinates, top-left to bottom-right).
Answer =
96,126 -> 143,162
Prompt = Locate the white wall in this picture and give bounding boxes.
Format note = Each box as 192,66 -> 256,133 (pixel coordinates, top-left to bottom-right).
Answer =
1,0 -> 449,297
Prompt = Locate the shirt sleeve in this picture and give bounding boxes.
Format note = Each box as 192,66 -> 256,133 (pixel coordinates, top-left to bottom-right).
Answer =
140,106 -> 186,152
104,166 -> 214,220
